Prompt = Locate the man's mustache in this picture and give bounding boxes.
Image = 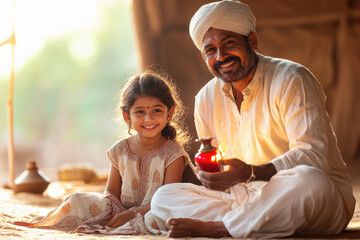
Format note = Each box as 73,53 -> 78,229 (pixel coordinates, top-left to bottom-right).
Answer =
213,56 -> 240,71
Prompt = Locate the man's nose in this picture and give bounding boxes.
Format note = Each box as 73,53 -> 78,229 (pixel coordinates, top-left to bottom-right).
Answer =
216,47 -> 227,62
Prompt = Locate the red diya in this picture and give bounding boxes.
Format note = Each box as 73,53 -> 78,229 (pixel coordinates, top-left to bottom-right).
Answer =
195,138 -> 221,172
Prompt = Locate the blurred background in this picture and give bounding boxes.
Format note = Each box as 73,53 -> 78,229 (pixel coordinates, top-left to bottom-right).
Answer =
1,0 -> 359,187
0,0 -> 138,184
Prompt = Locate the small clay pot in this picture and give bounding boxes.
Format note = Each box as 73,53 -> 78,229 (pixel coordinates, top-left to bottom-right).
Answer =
14,161 -> 50,194
195,138 -> 220,172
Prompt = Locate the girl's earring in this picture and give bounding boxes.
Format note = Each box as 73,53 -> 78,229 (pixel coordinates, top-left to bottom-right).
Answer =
127,120 -> 132,135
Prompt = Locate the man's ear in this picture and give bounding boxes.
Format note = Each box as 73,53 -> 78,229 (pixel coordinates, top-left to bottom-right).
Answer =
122,110 -> 130,124
201,51 -> 206,61
247,32 -> 258,51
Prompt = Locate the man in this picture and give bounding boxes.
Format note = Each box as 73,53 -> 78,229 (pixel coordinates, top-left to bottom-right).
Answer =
147,0 -> 355,238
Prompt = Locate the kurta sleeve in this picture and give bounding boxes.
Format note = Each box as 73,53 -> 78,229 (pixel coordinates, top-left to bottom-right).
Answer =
164,141 -> 190,168
107,149 -> 119,169
271,67 -> 332,174
107,140 -> 123,169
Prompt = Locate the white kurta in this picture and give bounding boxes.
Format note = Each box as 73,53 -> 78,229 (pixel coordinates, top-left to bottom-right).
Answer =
148,54 -> 355,238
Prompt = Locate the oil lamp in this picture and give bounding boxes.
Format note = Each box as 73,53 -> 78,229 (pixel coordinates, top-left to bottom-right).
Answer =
195,138 -> 222,172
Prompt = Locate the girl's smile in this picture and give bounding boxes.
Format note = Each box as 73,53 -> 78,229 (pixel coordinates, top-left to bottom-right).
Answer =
141,124 -> 160,131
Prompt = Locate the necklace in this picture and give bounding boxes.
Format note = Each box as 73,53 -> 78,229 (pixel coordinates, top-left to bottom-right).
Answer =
136,135 -> 163,151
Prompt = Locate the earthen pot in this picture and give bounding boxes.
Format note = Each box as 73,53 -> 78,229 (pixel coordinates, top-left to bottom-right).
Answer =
195,137 -> 220,172
14,161 -> 50,194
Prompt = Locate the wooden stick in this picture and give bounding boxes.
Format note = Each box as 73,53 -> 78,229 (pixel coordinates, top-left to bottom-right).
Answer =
7,0 -> 16,191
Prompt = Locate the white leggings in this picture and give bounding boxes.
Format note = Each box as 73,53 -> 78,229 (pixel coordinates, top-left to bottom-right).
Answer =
149,165 -> 349,238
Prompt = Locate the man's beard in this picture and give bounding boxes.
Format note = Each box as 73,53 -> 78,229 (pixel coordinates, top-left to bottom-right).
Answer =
212,51 -> 256,83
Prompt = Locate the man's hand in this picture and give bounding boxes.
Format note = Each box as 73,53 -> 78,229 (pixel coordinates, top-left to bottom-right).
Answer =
198,158 -> 251,191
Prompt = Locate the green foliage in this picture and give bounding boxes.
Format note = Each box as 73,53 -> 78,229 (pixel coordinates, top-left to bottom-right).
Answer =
0,1 -> 138,161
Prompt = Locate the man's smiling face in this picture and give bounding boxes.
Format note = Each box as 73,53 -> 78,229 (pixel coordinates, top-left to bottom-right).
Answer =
201,28 -> 257,83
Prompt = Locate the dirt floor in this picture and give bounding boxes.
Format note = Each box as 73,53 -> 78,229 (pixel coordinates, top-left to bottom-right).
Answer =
1,161 -> 360,240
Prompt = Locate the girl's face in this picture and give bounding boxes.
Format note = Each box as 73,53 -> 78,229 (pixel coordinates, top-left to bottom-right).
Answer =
123,95 -> 174,138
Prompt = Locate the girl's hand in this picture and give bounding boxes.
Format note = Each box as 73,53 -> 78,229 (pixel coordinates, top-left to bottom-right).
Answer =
102,209 -> 135,228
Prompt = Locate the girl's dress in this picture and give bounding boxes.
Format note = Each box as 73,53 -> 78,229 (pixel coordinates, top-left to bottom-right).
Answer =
14,138 -> 190,235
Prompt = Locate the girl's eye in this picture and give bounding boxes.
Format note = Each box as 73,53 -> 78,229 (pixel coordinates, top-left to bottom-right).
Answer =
134,110 -> 144,114
153,108 -> 163,113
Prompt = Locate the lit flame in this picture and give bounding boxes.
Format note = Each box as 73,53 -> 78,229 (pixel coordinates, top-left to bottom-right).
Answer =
216,148 -> 224,161
216,146 -> 226,160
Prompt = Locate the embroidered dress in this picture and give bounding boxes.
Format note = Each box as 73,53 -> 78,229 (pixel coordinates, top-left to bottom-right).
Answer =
108,138 -> 189,208
15,138 -> 189,235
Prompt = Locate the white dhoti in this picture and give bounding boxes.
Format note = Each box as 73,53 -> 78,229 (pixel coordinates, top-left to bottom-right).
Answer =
147,165 -> 349,238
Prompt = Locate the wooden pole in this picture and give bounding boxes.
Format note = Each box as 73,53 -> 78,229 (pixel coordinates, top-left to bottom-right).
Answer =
7,0 -> 16,191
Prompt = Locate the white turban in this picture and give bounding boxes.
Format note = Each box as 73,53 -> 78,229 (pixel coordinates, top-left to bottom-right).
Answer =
189,0 -> 256,51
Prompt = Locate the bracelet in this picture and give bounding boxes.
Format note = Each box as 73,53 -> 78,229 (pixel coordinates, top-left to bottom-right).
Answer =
243,164 -> 255,184
133,208 -> 138,215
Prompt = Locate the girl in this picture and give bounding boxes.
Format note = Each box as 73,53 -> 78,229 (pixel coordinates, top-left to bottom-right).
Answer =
14,70 -> 191,235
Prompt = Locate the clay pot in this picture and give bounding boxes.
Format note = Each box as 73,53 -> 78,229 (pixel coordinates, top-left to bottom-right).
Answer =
195,138 -> 220,172
14,161 -> 50,194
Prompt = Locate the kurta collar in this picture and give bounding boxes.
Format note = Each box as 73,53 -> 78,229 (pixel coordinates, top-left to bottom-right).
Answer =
221,53 -> 264,100
221,80 -> 234,101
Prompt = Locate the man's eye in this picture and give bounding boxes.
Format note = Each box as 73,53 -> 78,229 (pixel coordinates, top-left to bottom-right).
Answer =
224,40 -> 235,46
204,48 -> 215,55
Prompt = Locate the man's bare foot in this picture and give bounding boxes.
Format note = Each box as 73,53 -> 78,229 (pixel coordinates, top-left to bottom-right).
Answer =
166,218 -> 230,238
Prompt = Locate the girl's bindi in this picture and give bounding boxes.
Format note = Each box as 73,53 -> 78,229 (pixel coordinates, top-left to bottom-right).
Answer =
146,106 -> 150,109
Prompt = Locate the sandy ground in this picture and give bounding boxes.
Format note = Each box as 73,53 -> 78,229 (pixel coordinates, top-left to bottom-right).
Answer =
0,181 -> 169,240
1,163 -> 360,240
